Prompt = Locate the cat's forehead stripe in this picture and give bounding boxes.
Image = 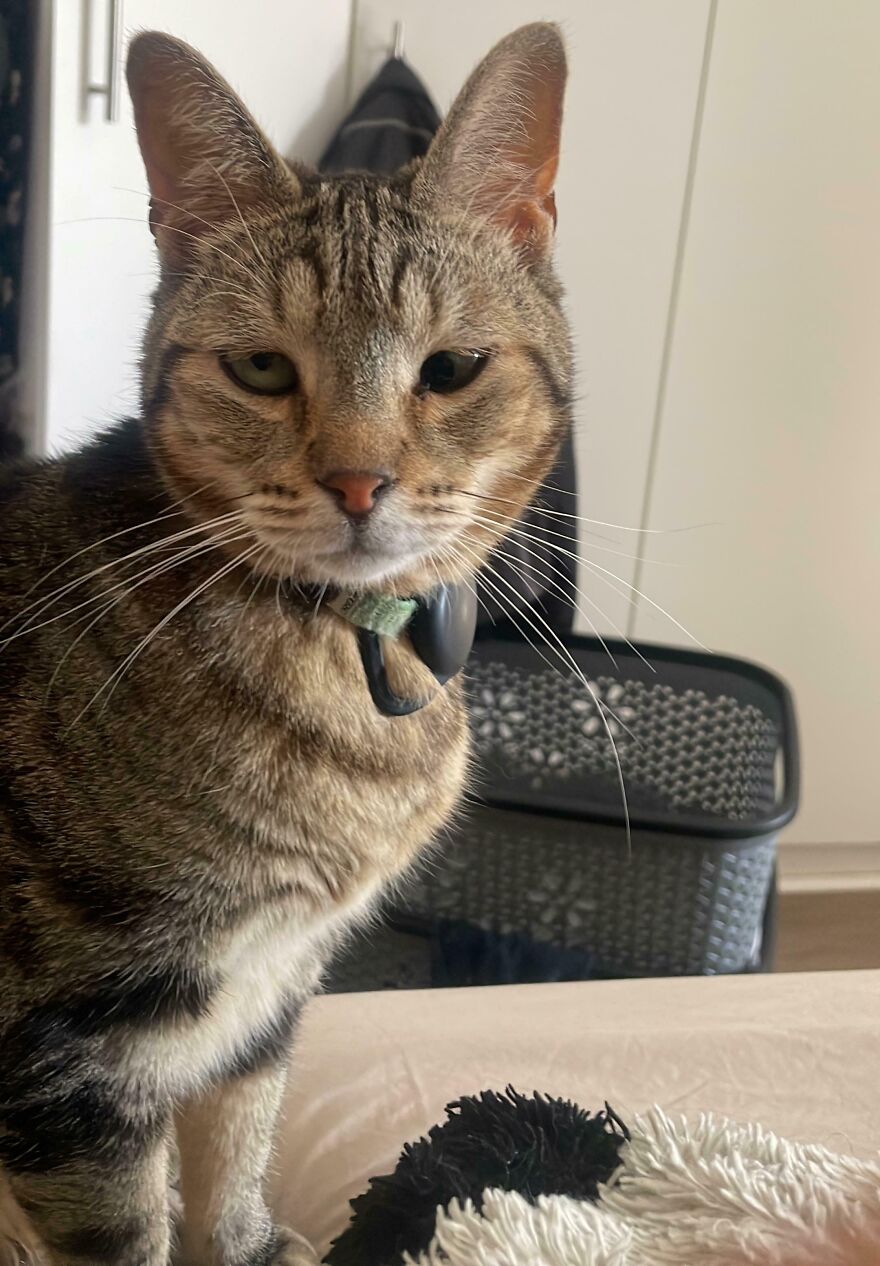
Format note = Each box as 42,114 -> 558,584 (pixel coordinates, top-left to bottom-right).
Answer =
268,183 -> 421,327
296,242 -> 327,300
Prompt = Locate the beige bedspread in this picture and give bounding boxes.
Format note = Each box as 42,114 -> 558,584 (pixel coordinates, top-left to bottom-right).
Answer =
268,969 -> 880,1258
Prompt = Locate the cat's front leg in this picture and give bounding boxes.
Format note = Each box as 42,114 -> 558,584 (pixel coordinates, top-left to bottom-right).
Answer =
0,1060 -> 171,1266
175,1056 -> 317,1266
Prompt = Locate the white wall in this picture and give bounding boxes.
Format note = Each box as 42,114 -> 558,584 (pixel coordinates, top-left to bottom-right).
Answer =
631,0 -> 880,848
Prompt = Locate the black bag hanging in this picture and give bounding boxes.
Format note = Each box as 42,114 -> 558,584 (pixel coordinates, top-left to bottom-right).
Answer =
319,56 -> 440,175
318,52 -> 578,635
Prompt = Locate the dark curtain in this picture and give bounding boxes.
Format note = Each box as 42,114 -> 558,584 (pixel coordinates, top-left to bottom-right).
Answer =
0,0 -> 35,459
319,56 -> 578,635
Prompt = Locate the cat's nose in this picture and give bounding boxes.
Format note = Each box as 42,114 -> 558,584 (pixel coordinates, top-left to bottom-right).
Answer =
317,470 -> 391,519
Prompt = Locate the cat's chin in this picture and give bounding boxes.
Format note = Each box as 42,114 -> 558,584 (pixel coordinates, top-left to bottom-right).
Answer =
275,548 -> 465,599
249,527 -> 473,595
299,551 -> 426,591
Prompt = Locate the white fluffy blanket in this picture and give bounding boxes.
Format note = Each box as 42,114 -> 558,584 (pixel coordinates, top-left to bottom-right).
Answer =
2,1108 -> 878,1265
408,1108 -> 880,1266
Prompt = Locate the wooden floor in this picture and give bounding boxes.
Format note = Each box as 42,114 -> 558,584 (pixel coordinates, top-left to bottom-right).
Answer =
775,888 -> 880,972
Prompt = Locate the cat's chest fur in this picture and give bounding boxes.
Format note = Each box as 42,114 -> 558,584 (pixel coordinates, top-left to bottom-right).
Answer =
122,890 -> 376,1098
103,599 -> 468,1095
178,597 -> 469,905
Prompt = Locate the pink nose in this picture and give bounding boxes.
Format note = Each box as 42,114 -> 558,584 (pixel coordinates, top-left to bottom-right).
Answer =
318,470 -> 390,518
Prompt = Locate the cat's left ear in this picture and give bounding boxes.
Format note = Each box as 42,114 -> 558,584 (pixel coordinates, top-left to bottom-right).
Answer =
415,23 -> 567,262
127,32 -> 297,264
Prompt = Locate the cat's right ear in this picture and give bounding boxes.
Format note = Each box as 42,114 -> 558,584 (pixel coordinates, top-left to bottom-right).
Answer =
126,32 -> 297,264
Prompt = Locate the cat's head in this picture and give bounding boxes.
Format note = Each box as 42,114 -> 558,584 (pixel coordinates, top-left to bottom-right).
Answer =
127,24 -> 570,596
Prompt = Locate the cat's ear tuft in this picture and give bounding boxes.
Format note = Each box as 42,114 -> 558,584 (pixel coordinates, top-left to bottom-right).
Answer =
416,23 -> 566,263
126,32 -> 297,264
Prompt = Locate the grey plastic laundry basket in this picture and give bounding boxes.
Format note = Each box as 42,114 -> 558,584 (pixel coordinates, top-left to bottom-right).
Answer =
398,632 -> 799,977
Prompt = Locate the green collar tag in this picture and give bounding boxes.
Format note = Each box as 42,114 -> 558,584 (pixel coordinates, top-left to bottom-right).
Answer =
327,591 -> 418,639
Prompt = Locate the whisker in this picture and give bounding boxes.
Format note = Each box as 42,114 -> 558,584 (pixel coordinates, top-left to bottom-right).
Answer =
56,217 -> 255,281
240,552 -> 274,618
449,497 -> 673,564
477,530 -> 616,667
0,481 -> 220,637
449,546 -> 560,683
468,541 -> 638,737
425,553 -> 444,593
69,542 -> 261,728
233,548 -> 263,604
147,478 -> 219,505
44,592 -> 122,702
313,581 -> 330,617
487,468 -> 718,534
429,544 -> 493,625
11,524 -> 249,650
157,271 -> 255,301
454,537 -> 632,853
449,505 -> 706,651
476,547 -> 640,740
45,529 -> 249,699
458,512 -> 655,672
483,538 -> 619,669
578,556 -> 709,652
432,504 -> 647,668
1,512 -> 245,644
6,510 -> 242,632
450,490 -> 680,563
205,162 -> 272,278
112,186 -> 255,261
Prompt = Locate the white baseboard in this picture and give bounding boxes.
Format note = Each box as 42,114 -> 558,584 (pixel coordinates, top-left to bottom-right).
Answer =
777,840 -> 880,893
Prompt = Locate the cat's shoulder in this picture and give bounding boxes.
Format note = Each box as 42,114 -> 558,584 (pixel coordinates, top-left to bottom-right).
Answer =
1,418 -> 152,494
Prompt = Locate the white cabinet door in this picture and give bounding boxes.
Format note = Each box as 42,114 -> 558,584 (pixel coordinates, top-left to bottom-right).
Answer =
629,0 -> 880,849
351,0 -> 712,637
36,0 -> 350,454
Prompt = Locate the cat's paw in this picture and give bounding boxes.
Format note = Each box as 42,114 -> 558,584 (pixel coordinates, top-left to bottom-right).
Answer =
270,1228 -> 321,1266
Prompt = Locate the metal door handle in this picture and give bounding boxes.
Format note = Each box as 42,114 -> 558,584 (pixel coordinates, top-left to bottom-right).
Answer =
85,0 -> 124,122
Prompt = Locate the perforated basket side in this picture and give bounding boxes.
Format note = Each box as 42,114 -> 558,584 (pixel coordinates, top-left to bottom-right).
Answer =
466,633 -> 800,839
401,808 -> 777,977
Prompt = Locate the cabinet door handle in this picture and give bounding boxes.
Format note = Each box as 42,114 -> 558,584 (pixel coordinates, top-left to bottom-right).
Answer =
85,0 -> 124,122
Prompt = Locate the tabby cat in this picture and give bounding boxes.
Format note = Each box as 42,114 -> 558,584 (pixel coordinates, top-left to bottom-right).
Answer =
0,23 -> 570,1266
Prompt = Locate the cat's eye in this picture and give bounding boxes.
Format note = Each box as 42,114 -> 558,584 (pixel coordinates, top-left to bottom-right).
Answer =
418,350 -> 488,395
222,352 -> 298,396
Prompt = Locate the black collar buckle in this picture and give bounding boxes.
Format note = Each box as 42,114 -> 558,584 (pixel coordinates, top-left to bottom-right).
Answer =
358,582 -> 477,716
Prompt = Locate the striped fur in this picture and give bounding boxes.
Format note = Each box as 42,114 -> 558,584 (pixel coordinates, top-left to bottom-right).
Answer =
0,23 -> 571,1266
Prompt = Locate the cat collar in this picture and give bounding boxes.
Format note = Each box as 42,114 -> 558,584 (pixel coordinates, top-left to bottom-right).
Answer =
315,584 -> 477,717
